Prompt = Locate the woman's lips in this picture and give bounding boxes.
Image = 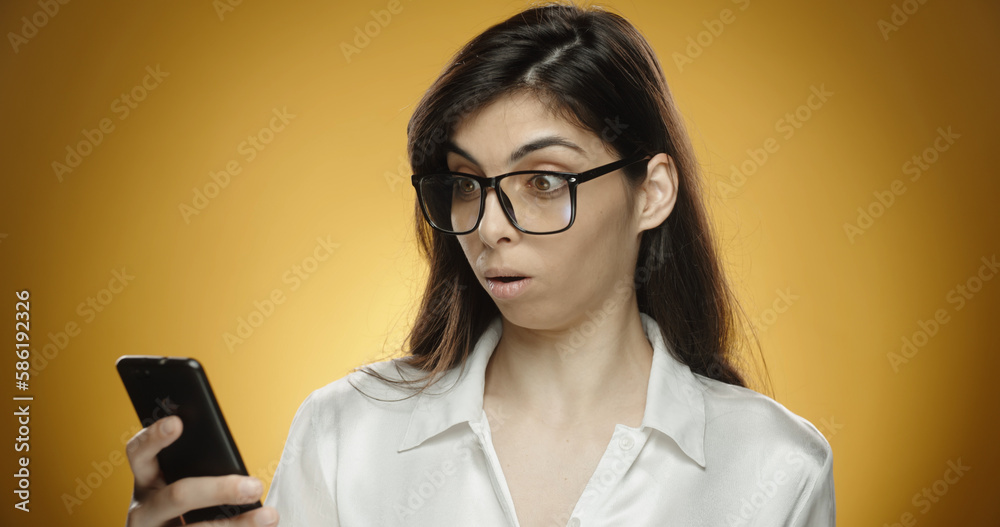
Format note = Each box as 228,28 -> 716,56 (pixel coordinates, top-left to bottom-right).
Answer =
486,276 -> 531,299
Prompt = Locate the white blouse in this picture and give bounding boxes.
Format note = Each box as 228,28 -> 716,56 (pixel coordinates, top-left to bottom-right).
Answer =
263,312 -> 836,526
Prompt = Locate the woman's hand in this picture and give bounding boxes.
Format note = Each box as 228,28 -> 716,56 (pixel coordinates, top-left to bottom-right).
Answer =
124,415 -> 280,526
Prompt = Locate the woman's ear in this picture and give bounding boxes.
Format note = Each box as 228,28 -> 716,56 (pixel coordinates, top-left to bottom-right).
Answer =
635,153 -> 678,233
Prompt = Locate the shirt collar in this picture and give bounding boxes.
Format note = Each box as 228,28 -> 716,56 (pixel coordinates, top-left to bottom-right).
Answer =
397,312 -> 708,468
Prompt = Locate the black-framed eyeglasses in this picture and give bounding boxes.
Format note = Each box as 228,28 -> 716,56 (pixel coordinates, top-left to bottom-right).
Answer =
410,152 -> 651,235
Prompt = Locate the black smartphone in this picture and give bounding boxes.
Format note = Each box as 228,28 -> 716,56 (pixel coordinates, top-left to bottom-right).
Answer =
115,355 -> 261,523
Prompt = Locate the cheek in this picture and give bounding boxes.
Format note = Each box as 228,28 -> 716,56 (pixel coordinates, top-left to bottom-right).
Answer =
457,236 -> 475,261
574,178 -> 630,236
456,236 -> 486,277
562,183 -> 634,274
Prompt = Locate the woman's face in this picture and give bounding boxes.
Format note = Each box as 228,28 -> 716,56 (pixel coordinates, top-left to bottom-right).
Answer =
447,91 -> 674,330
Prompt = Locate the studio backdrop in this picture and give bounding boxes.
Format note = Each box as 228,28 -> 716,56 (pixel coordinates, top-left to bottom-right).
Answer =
1,0 -> 997,525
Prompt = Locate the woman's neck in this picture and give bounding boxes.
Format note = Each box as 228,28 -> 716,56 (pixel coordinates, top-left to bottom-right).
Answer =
483,307 -> 653,430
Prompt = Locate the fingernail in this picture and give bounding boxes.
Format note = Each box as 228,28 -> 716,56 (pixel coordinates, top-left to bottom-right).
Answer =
256,506 -> 277,526
241,477 -> 263,501
160,417 -> 174,435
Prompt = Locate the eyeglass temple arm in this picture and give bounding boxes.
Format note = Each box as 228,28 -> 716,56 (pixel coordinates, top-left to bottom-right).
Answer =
574,153 -> 650,183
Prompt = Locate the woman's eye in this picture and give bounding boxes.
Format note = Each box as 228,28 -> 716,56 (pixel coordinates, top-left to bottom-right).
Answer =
528,174 -> 566,192
455,177 -> 479,194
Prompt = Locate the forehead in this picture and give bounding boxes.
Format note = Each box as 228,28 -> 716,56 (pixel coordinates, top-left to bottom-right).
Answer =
448,91 -> 607,164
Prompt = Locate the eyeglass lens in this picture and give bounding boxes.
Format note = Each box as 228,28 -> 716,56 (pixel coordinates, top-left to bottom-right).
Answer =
419,172 -> 572,233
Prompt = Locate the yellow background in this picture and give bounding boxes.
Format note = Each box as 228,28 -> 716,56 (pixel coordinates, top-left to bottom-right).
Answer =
1,0 -> 997,525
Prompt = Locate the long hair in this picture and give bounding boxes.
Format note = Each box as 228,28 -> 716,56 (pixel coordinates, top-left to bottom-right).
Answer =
352,1 -> 769,399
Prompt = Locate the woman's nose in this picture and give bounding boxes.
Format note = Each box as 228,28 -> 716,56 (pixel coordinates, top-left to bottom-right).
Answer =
477,187 -> 517,241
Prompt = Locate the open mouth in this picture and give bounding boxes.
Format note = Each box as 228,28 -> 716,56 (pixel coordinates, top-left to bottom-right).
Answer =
485,275 -> 531,299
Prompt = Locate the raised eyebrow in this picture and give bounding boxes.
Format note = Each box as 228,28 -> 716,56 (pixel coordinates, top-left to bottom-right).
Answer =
507,136 -> 586,165
444,141 -> 480,167
445,135 -> 587,169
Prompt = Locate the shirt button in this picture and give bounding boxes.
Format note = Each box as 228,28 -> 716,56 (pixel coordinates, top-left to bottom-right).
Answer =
568,517 -> 581,527
618,434 -> 635,450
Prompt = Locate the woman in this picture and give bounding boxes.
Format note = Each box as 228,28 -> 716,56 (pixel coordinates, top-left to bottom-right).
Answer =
124,2 -> 835,526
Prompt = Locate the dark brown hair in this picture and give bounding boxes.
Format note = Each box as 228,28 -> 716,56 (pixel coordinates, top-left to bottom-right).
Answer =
352,1 -> 768,399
